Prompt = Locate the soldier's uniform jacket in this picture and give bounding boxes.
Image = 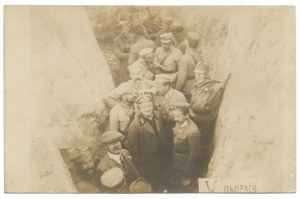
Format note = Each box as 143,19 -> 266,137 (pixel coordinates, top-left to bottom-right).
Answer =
128,57 -> 155,80
172,118 -> 201,178
109,103 -> 135,135
190,78 -> 224,123
97,149 -> 140,186
103,79 -> 154,109
175,47 -> 203,99
154,46 -> 182,73
113,33 -> 135,63
128,37 -> 155,65
153,88 -> 187,121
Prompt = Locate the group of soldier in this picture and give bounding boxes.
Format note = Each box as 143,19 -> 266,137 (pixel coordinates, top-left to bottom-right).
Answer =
67,8 -> 226,193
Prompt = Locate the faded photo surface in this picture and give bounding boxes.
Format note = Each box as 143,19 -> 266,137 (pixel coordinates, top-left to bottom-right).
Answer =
4,6 -> 295,193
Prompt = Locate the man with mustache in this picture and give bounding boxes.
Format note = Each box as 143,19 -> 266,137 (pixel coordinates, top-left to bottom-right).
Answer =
68,147 -> 102,192
97,130 -> 140,192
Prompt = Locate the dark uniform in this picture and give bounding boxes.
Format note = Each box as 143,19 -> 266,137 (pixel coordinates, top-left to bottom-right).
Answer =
190,63 -> 224,177
126,95 -> 169,192
168,118 -> 201,192
113,25 -> 135,83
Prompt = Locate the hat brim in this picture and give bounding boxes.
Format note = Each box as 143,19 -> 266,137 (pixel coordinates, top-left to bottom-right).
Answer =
101,135 -> 124,144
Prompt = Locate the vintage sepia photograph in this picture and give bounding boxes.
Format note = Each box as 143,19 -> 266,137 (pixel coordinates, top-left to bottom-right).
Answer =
4,5 -> 296,193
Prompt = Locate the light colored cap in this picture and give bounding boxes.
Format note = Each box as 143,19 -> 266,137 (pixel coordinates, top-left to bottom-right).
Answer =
162,17 -> 173,24
101,167 -> 124,188
129,178 -> 153,193
160,32 -> 174,44
187,31 -> 200,42
139,48 -> 154,58
100,130 -> 124,144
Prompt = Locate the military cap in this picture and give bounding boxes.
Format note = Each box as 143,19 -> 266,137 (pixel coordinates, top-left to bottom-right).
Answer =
129,178 -> 153,193
162,17 -> 173,25
135,93 -> 153,105
194,61 -> 210,73
100,130 -> 124,144
170,101 -> 190,114
160,32 -> 174,44
101,167 -> 124,188
154,74 -> 173,85
117,21 -> 129,29
139,48 -> 154,58
170,23 -> 184,33
187,31 -> 200,42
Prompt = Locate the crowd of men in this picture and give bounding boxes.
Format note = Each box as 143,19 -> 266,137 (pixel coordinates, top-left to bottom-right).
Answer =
67,8 -> 227,193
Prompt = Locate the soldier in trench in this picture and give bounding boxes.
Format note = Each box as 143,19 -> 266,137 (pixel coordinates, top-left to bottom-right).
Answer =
68,147 -> 102,192
189,62 -> 225,177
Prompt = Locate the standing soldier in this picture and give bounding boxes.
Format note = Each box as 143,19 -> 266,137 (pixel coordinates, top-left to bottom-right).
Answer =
125,94 -> 168,192
97,130 -> 140,191
189,62 -> 224,177
170,23 -> 187,54
103,64 -> 154,110
156,17 -> 174,46
153,74 -> 187,123
143,8 -> 161,41
128,48 -> 156,80
152,74 -> 187,166
154,33 -> 182,83
175,31 -> 203,102
128,25 -> 155,65
167,102 -> 201,192
113,21 -> 135,83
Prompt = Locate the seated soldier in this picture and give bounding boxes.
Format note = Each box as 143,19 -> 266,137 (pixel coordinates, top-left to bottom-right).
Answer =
68,147 -> 101,193
103,64 -> 154,109
97,130 -> 140,189
128,48 -> 156,80
167,101 -> 201,193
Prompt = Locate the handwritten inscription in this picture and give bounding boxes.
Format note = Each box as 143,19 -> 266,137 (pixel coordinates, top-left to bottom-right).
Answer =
199,179 -> 259,193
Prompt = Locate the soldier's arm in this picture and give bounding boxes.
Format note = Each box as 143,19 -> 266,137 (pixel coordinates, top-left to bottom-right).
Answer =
184,131 -> 201,178
175,56 -> 189,91
109,106 -> 119,131
113,38 -> 130,60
